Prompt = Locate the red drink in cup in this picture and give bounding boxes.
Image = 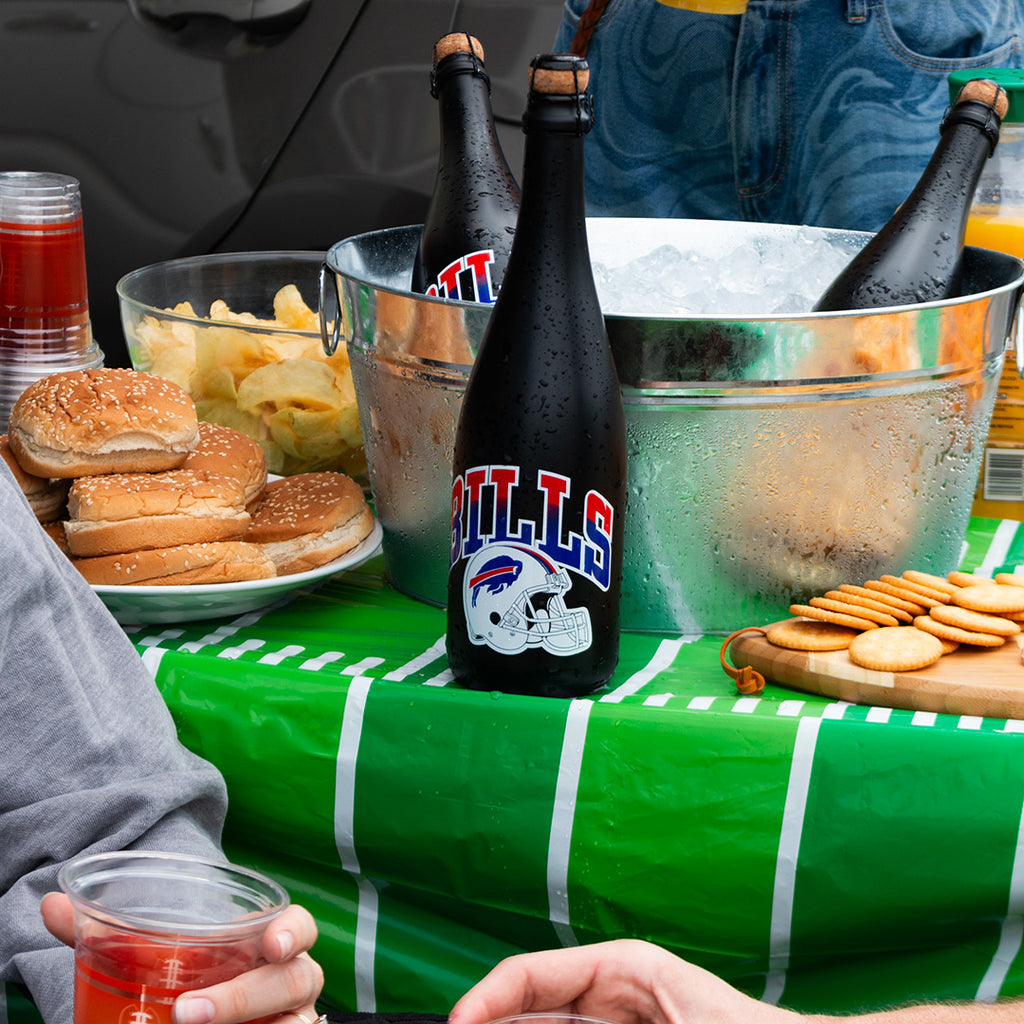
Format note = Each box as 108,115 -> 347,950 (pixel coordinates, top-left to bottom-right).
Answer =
60,852 -> 289,1024
0,171 -> 104,431
0,171 -> 91,354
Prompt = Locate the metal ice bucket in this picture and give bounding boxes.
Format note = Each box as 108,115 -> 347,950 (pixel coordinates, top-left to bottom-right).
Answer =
322,219 -> 1024,634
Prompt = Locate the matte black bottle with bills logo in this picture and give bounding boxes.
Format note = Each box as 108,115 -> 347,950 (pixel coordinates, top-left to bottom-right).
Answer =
446,53 -> 626,698
411,33 -> 520,304
814,79 -> 1008,311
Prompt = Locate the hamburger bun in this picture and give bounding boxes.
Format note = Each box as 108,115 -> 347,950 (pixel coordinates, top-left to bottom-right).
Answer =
65,469 -> 250,557
74,541 -> 277,586
42,519 -> 72,555
0,433 -> 69,522
246,471 -> 374,576
182,422 -> 267,512
8,368 -> 199,478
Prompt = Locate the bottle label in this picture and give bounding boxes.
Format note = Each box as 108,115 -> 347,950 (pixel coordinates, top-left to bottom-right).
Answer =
424,249 -> 497,303
450,464 -> 616,656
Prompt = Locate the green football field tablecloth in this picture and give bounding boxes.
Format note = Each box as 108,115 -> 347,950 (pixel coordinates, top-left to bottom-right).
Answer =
105,516 -> 1024,1018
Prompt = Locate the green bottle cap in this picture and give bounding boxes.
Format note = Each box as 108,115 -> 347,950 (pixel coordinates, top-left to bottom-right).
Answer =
949,68 -> 1024,123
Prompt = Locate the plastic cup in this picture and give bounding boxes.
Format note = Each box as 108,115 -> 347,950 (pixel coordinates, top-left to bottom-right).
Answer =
59,851 -> 290,1024
0,171 -> 92,354
0,171 -> 104,431
486,1015 -> 618,1024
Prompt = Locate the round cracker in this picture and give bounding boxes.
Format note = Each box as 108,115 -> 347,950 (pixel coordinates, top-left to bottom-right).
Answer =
837,584 -> 924,616
766,619 -> 858,651
862,580 -> 930,613
929,603 -> 1021,637
823,590 -> 913,623
880,574 -> 951,604
809,596 -> 899,626
951,584 -> 1024,615
948,570 -> 987,587
847,627 -> 945,672
789,604 -> 877,632
994,572 -> 1024,589
901,570 -> 960,596
913,614 -> 1007,648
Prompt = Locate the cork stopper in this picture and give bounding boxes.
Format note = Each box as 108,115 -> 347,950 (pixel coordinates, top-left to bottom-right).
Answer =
529,62 -> 589,96
956,78 -> 1009,119
434,33 -> 484,64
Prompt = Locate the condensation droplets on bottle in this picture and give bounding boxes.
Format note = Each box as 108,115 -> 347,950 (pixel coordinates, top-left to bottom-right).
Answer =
446,53 -> 627,699
411,33 -> 520,304
814,79 -> 1008,311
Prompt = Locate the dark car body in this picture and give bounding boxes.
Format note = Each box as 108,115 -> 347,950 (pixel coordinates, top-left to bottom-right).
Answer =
0,0 -> 563,365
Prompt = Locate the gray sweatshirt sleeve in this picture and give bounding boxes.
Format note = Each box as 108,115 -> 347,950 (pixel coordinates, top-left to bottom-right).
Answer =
0,466 -> 229,1024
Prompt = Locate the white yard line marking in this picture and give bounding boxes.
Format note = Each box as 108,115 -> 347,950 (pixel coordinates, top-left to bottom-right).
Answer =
601,638 -> 692,702
764,716 -> 820,1006
333,676 -> 379,1011
979,520 -> 1021,577
548,699 -> 592,948
383,636 -> 447,681
977,794 -> 1024,1002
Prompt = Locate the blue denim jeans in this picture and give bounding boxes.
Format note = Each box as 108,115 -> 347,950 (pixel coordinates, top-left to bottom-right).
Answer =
555,0 -> 1024,230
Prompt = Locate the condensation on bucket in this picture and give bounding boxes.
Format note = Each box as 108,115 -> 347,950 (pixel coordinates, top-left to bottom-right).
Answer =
327,219 -> 1024,634
622,374 -> 996,631
349,348 -> 466,604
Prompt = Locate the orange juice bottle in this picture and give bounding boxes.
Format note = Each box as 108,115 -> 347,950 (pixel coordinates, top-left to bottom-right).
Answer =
950,68 -> 1024,520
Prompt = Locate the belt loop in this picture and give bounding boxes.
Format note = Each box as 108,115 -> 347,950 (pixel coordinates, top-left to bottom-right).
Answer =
845,0 -> 867,24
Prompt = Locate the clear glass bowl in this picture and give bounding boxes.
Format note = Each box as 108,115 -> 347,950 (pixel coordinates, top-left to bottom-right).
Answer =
118,250 -> 365,479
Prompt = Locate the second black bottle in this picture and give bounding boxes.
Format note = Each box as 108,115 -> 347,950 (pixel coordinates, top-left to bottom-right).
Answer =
814,79 -> 1008,311
412,33 -> 520,304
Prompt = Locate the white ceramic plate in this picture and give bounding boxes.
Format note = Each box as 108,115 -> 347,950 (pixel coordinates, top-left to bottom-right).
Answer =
93,519 -> 382,626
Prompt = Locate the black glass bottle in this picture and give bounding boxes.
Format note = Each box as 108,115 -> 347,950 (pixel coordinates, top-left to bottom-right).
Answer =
814,79 -> 1008,311
446,53 -> 627,699
411,33 -> 520,304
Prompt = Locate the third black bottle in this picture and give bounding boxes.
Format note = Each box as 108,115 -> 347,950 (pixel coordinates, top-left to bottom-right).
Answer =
446,53 -> 627,699
411,33 -> 520,304
814,79 -> 1008,311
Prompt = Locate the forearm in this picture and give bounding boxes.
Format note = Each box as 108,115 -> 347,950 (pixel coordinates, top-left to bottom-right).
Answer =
0,478 -> 228,1022
451,941 -> 1024,1024
810,1001 -> 1024,1023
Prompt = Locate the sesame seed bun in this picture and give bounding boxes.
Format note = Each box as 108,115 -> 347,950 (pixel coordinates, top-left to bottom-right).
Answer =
41,519 -> 71,555
0,433 -> 69,522
182,422 -> 268,513
8,368 -> 199,478
65,468 -> 250,557
246,471 -> 373,576
73,541 -> 277,586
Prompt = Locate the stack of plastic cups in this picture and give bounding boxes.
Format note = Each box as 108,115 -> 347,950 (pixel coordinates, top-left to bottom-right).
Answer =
0,171 -> 104,432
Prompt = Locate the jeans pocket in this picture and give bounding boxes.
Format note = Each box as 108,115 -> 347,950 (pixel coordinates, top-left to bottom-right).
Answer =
876,0 -> 1022,70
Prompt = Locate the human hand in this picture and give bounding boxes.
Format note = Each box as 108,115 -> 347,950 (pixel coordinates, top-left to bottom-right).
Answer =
41,892 -> 324,1024
448,939 -> 800,1024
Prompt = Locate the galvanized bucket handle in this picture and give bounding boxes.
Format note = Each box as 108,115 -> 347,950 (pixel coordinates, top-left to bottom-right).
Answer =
319,260 -> 342,356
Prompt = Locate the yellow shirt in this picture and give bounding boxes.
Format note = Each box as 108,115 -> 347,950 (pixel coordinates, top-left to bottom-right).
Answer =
657,0 -> 749,13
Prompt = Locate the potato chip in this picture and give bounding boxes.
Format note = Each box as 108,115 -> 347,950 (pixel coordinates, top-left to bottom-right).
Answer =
236,358 -> 343,413
274,284 -> 319,330
269,409 -> 348,472
129,284 -> 364,478
209,298 -> 264,326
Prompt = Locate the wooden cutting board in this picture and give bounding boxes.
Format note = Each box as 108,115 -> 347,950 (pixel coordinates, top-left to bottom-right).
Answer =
729,622 -> 1024,720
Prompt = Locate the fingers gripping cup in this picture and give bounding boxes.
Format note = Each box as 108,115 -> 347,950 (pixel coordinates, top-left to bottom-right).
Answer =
59,851 -> 290,1024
